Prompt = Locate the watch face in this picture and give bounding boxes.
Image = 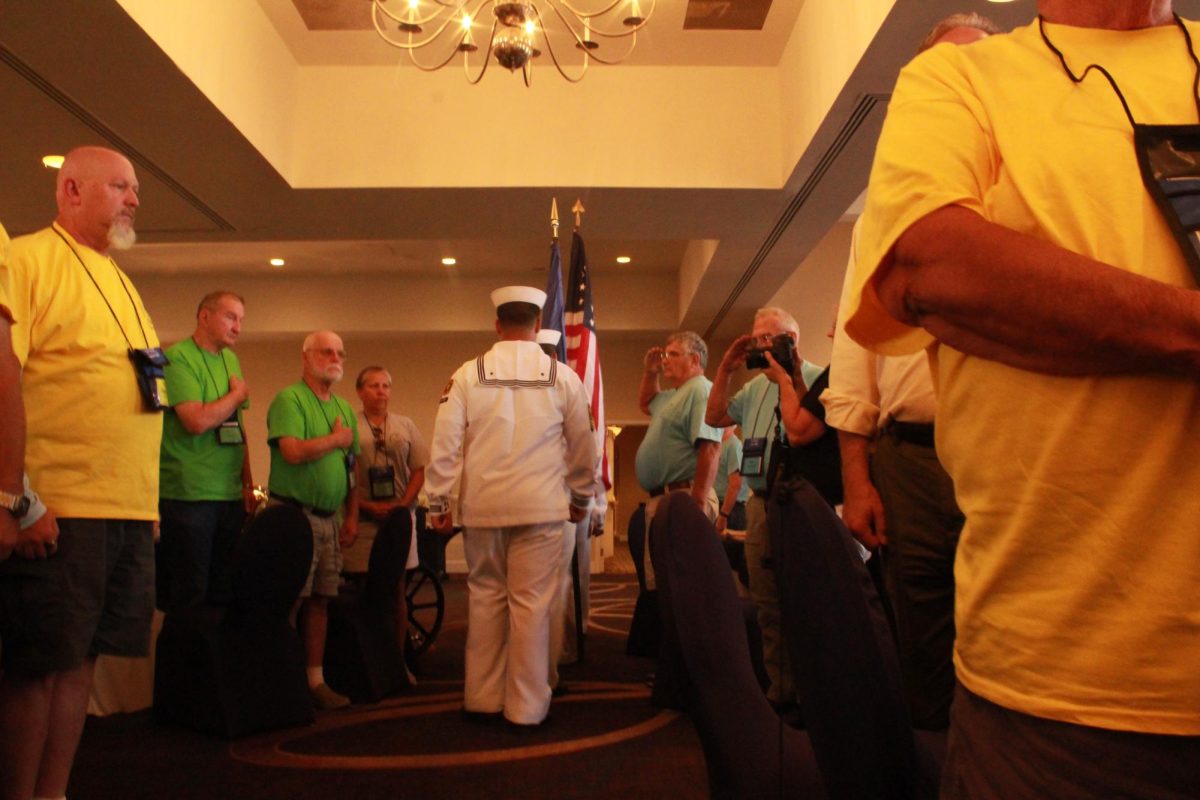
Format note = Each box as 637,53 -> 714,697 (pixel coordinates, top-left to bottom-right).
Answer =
2,492 -> 30,517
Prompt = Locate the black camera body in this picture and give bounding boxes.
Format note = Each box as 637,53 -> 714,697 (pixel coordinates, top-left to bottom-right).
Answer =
746,333 -> 795,374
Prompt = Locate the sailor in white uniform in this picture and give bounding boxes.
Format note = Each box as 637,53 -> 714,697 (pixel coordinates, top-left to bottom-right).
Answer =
427,286 -> 595,727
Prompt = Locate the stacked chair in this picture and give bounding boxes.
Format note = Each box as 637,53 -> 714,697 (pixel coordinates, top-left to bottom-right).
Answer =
772,477 -> 936,799
649,493 -> 826,798
650,489 -> 942,800
325,508 -> 414,703
154,504 -> 315,738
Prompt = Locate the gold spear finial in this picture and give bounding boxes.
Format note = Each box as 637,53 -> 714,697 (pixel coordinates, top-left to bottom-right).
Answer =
572,198 -> 585,230
550,197 -> 560,240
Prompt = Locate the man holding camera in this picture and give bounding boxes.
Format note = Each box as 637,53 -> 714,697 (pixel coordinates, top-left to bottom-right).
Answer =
705,307 -> 829,716
635,331 -> 723,590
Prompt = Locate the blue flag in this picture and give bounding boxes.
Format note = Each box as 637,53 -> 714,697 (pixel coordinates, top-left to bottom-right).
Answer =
542,239 -> 567,362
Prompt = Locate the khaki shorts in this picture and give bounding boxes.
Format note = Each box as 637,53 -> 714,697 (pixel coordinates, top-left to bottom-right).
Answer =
268,501 -> 343,598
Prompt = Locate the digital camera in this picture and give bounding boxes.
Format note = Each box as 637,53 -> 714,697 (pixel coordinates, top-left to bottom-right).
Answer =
745,333 -> 795,374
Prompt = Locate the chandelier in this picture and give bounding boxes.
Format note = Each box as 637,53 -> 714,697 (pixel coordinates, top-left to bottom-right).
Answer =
369,0 -> 655,86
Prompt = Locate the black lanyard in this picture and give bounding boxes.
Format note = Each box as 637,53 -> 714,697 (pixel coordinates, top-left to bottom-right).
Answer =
748,379 -> 782,443
1038,14 -> 1200,128
195,339 -> 232,396
54,225 -> 150,349
1039,15 -> 1200,283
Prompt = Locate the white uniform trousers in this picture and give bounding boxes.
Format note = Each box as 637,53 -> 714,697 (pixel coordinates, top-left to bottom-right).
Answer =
463,521 -> 563,725
551,514 -> 594,675
549,520 -> 576,688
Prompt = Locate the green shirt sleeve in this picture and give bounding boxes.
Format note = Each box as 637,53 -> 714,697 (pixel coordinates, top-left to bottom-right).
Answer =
688,382 -> 722,445
267,386 -> 308,443
727,382 -> 749,427
163,342 -> 204,407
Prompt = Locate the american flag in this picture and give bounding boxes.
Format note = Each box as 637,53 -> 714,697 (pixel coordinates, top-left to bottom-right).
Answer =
565,230 -> 610,490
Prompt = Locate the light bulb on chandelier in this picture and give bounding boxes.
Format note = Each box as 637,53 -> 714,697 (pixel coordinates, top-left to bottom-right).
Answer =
370,0 -> 654,86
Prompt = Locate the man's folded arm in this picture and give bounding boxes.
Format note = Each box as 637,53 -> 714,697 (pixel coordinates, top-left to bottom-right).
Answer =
871,205 -> 1200,378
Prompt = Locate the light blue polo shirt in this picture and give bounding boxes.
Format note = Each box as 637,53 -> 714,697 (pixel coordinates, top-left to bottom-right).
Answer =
713,434 -> 751,503
635,375 -> 722,491
726,362 -> 823,494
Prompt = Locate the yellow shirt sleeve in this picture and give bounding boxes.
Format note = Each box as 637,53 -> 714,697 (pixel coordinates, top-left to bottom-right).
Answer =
845,43 -> 997,356
0,222 -> 11,325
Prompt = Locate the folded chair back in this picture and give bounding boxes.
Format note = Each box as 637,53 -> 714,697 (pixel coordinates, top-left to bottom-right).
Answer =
651,492 -> 826,800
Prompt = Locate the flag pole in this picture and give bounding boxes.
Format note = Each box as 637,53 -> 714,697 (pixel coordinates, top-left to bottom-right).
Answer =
572,198 -> 585,231
551,197 -> 560,241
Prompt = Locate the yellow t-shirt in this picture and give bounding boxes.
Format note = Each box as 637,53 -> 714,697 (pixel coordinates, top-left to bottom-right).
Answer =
847,20 -> 1200,734
2,223 -> 163,520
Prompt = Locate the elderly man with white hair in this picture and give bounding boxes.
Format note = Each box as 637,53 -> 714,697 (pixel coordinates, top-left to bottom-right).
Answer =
266,330 -> 361,710
705,306 -> 832,720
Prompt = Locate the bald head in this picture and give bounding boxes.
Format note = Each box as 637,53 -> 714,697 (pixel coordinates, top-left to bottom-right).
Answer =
918,12 -> 1001,53
54,147 -> 140,254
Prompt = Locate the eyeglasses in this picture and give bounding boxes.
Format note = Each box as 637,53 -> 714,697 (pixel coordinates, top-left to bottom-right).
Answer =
663,349 -> 691,360
307,347 -> 347,360
752,331 -> 791,344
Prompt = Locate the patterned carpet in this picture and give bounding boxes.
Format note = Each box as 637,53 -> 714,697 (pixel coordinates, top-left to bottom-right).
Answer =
70,574 -> 709,800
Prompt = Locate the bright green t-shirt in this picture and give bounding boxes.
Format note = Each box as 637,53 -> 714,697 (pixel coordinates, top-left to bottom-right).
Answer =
159,337 -> 248,501
267,381 -> 360,512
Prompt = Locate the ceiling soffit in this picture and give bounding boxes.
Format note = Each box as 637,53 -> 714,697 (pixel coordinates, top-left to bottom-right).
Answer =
261,0 -> 803,67
289,0 -> 778,33
684,0 -> 773,31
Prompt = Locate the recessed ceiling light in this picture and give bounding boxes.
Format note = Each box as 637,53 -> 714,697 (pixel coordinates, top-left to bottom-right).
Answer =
269,258 -> 285,267
42,155 -> 64,169
442,257 -> 457,266
616,256 -> 631,264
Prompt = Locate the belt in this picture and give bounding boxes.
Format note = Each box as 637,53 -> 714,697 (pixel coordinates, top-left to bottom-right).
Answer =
269,493 -> 337,519
649,480 -> 693,498
884,421 -> 935,449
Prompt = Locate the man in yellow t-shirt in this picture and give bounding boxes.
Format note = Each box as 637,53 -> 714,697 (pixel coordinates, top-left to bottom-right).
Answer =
848,2 -> 1200,795
0,147 -> 162,800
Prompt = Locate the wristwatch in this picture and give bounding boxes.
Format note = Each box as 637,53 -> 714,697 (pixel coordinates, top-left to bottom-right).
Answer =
0,488 -> 31,519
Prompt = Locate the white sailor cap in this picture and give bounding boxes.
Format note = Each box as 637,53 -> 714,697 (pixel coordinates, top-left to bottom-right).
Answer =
491,285 -> 547,310
536,329 -> 562,347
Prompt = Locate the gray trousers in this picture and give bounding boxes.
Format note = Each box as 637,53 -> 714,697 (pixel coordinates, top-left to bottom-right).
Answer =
872,430 -> 963,729
744,494 -> 793,704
